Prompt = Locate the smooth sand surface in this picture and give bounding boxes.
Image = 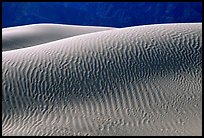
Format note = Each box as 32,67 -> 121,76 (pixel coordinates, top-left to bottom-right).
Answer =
2,24 -> 114,51
2,23 -> 202,136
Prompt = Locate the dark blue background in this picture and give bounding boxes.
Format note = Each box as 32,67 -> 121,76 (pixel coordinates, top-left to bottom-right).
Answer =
2,2 -> 202,28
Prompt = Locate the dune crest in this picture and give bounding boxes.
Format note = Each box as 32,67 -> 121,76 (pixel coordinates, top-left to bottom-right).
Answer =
2,23 -> 202,136
2,24 -> 114,51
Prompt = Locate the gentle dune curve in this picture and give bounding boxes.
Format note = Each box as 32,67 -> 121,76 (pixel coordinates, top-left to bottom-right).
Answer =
2,24 -> 114,51
2,23 -> 202,136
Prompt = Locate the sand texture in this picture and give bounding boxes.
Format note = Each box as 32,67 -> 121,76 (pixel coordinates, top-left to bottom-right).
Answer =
2,23 -> 202,136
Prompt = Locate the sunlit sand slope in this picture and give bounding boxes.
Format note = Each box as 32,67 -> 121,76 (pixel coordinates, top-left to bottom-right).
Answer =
2,23 -> 202,136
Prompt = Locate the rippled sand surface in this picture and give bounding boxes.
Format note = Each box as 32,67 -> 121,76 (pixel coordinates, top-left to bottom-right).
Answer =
2,23 -> 202,136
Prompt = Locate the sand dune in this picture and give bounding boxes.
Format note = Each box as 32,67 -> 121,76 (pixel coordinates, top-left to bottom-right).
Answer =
2,23 -> 202,136
2,24 -> 114,51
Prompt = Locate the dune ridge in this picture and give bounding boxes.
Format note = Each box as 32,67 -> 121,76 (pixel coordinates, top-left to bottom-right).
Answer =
2,23 -> 202,136
2,24 -> 114,51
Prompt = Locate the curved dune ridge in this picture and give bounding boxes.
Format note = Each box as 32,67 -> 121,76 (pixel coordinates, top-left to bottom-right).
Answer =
2,24 -> 114,51
2,23 -> 202,136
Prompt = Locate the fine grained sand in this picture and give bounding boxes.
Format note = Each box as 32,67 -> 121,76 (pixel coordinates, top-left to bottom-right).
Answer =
2,23 -> 202,136
2,24 -> 114,51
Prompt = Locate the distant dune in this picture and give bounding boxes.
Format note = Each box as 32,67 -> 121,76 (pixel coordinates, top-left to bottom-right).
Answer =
2,24 -> 114,51
2,23 -> 202,136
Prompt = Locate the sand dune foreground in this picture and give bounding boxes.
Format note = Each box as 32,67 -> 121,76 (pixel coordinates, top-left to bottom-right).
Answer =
2,23 -> 202,136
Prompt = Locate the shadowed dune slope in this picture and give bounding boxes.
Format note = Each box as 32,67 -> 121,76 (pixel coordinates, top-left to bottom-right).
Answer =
2,23 -> 202,136
2,24 -> 114,51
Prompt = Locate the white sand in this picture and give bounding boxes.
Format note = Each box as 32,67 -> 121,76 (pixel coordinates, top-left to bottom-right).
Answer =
2,23 -> 202,136
2,24 -> 114,51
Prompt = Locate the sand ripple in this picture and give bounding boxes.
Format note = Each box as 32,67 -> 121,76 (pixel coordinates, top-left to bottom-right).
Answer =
2,23 -> 202,136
